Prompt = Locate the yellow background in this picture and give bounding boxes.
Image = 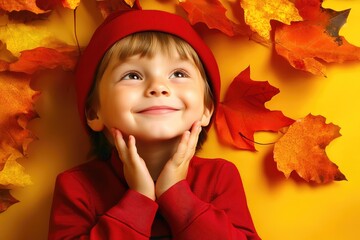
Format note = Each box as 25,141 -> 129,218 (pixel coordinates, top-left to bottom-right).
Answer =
1,0 -> 359,239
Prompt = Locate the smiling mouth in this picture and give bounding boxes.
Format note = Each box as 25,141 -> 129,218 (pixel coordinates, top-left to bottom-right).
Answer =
137,106 -> 179,115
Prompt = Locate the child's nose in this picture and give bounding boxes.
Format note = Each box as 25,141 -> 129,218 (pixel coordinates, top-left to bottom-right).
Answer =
146,79 -> 171,97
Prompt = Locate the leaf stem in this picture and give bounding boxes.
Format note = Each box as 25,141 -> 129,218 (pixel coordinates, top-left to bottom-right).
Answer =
73,7 -> 81,54
239,132 -> 276,145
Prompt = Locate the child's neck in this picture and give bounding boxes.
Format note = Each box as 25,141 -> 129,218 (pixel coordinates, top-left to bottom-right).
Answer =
135,137 -> 181,181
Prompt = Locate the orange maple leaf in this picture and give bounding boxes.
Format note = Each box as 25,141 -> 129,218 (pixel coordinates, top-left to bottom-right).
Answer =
0,0 -> 48,14
215,67 -> 294,150
0,44 -> 78,164
274,0 -> 360,76
0,73 -> 38,164
274,114 -> 346,183
36,0 -> 80,10
0,34 -> 78,212
8,46 -> 78,74
179,0 -> 239,37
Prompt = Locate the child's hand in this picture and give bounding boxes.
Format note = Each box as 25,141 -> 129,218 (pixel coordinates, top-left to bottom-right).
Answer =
155,121 -> 202,198
112,129 -> 156,201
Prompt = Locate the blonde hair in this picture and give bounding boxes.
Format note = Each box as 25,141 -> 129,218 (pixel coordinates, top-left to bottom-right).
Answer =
86,31 -> 214,158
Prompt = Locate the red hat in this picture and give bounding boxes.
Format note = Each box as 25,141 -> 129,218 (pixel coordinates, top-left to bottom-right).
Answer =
75,9 -> 221,129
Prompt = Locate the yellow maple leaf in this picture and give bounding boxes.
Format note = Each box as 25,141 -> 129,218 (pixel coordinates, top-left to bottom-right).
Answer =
0,23 -> 61,57
240,0 -> 302,40
62,0 -> 80,9
0,151 -> 32,188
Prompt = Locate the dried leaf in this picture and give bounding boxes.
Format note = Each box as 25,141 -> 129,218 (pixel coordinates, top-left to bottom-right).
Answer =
179,0 -> 238,36
9,46 -> 79,74
7,9 -> 52,23
0,41 -> 16,71
0,73 -> 37,162
240,0 -> 302,40
0,18 -> 80,212
274,114 -> 346,183
0,0 -> 47,14
215,67 -> 294,150
0,61 -> 8,71
36,0 -> 80,10
275,0 -> 360,76
61,0 -> 80,9
0,153 -> 32,188
96,0 -> 141,18
0,23 -> 58,57
0,189 -> 19,213
0,41 -> 16,61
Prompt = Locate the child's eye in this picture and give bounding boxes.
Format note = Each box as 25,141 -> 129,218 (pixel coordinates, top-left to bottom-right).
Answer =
170,70 -> 189,79
122,72 -> 142,80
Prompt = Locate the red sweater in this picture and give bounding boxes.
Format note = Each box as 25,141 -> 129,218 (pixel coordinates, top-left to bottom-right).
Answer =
48,153 -> 260,240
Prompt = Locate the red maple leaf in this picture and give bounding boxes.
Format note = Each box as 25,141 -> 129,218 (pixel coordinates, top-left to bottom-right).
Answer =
179,0 -> 238,36
215,67 -> 294,150
8,46 -> 78,74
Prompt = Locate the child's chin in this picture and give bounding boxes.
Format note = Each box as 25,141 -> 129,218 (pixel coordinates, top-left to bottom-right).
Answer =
139,132 -> 183,142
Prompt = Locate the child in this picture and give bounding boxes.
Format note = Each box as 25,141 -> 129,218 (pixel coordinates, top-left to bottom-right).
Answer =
48,9 -> 260,240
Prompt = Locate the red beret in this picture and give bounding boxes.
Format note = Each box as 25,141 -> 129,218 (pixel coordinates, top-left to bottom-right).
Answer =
75,10 -> 221,129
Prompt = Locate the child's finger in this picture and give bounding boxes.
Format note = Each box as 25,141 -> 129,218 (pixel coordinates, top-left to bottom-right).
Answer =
127,135 -> 140,167
187,121 -> 202,154
172,121 -> 201,165
172,131 -> 190,165
112,128 -> 129,163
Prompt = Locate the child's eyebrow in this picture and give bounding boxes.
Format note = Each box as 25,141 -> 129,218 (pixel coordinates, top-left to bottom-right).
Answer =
108,55 -> 198,72
171,57 -> 197,68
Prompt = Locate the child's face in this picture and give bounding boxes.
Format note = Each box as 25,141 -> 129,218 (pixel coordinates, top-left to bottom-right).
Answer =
88,46 -> 213,142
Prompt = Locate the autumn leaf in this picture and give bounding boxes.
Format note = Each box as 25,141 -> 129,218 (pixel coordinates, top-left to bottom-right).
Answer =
274,0 -> 360,76
274,114 -> 346,183
0,72 -> 38,162
96,0 -> 141,18
240,0 -> 302,41
8,46 -> 78,74
179,0 -> 239,37
0,189 -> 19,213
35,0 -> 80,10
215,67 -> 294,150
0,41 -> 16,71
0,151 -> 32,188
0,23 -> 58,57
0,41 -> 77,213
61,0 -> 80,9
0,0 -> 48,14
